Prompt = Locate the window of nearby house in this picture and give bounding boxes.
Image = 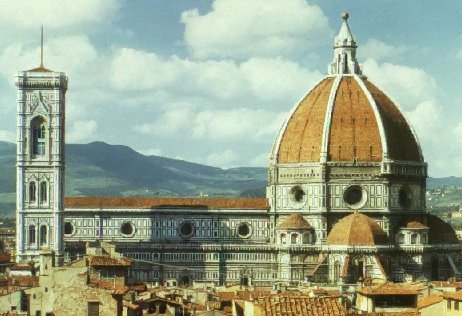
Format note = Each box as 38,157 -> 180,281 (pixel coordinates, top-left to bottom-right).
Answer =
455,301 -> 459,310
87,302 -> 99,316
398,233 -> 405,244
280,233 -> 287,245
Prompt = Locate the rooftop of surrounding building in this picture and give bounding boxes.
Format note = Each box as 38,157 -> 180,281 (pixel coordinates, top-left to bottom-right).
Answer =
443,290 -> 462,301
417,294 -> 443,309
87,255 -> 133,267
357,282 -> 423,296
255,294 -> 345,316
64,196 -> 268,209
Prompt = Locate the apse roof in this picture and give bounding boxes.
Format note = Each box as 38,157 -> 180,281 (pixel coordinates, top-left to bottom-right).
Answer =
326,212 -> 389,246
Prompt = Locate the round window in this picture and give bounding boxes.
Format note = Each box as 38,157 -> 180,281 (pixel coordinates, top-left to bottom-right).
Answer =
343,185 -> 366,208
64,222 -> 74,235
289,185 -> 305,203
179,221 -> 194,238
398,187 -> 412,209
237,222 -> 252,238
120,222 -> 135,236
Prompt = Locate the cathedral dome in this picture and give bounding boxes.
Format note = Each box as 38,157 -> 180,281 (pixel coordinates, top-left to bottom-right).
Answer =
270,14 -> 422,164
326,212 -> 389,246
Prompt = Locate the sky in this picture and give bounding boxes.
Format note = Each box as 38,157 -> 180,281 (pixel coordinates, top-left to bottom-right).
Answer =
0,0 -> 461,177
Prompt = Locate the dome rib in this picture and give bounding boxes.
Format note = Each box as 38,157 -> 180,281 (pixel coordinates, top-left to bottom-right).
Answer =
354,75 -> 388,160
276,77 -> 335,163
364,80 -> 422,162
270,77 -> 329,163
320,75 -> 342,162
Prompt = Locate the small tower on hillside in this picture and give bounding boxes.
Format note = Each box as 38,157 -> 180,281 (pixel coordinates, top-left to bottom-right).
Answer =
15,27 -> 67,266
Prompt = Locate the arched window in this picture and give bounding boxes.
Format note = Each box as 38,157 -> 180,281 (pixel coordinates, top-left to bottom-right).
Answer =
29,182 -> 36,203
303,233 -> 311,244
398,233 -> 405,244
40,226 -> 47,246
334,260 -> 341,281
280,233 -> 287,245
422,233 -> 428,244
40,181 -> 47,204
291,233 -> 298,245
31,117 -> 46,156
29,225 -> 36,244
411,233 -> 418,244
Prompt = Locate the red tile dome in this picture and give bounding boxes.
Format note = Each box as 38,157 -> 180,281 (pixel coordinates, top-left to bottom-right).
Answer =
326,212 -> 389,246
270,13 -> 422,165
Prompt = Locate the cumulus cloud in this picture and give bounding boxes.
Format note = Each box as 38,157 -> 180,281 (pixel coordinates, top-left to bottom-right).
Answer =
0,0 -> 119,30
453,122 -> 462,145
135,106 -> 286,144
206,149 -> 239,168
67,120 -> 98,143
136,148 -> 163,156
362,59 -> 437,111
0,130 -> 15,143
181,0 -> 331,59
0,35 -> 98,84
360,38 -> 410,61
110,48 -> 321,105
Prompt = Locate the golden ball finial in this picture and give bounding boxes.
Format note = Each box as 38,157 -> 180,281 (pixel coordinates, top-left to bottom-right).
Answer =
341,12 -> 349,21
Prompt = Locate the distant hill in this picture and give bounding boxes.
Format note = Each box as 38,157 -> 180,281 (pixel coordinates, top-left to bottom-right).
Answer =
427,176 -> 462,189
0,141 -> 266,216
0,140 -> 461,217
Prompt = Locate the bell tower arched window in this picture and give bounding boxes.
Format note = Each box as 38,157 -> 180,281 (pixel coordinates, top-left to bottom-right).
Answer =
29,182 -> 36,203
40,226 -> 47,247
31,117 -> 46,156
40,181 -> 47,204
29,225 -> 36,244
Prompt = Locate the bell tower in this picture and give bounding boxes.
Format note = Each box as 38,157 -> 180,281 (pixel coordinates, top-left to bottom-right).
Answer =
15,28 -> 67,266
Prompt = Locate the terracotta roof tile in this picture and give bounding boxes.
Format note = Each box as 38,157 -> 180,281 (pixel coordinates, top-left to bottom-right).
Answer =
364,80 -> 421,162
88,278 -> 129,294
399,219 -> 428,229
328,77 -> 382,161
358,282 -> 421,295
277,214 -> 311,230
9,276 -> 39,288
64,196 -> 268,209
88,255 -> 132,266
417,294 -> 443,309
276,77 -> 334,163
326,212 -> 389,245
273,75 -> 422,164
443,290 -> 462,301
256,294 -> 345,316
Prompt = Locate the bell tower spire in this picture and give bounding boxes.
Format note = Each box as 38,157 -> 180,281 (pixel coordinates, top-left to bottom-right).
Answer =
328,12 -> 362,75
40,25 -> 44,68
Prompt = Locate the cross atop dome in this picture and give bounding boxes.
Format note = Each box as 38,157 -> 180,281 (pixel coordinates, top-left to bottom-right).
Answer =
328,12 -> 362,75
